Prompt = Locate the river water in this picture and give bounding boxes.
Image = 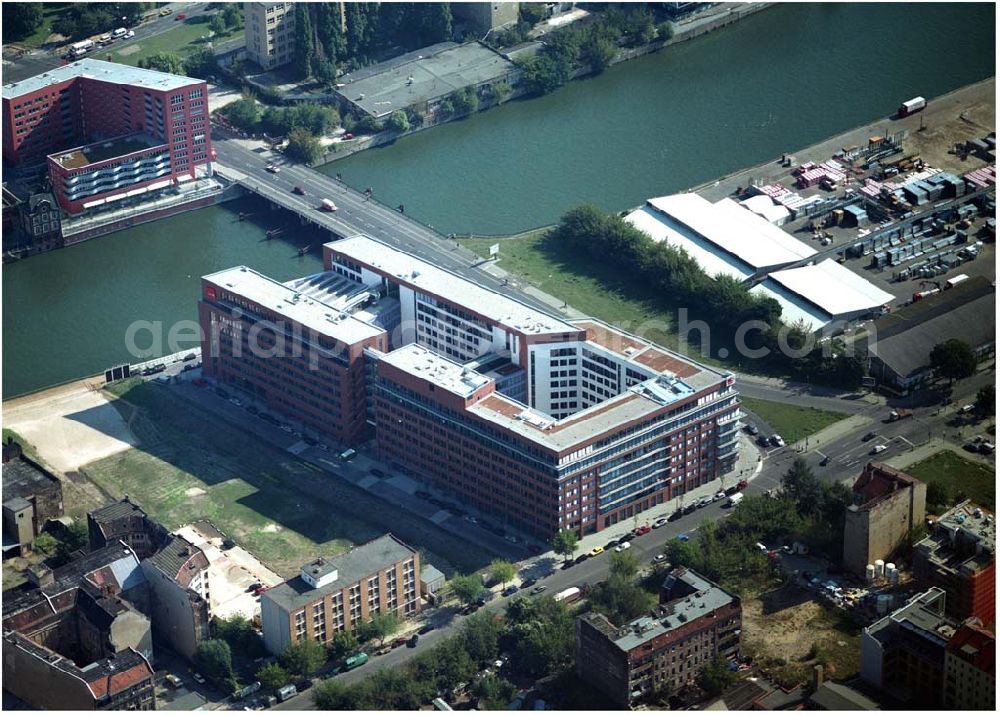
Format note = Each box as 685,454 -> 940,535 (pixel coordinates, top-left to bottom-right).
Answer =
3,2 -> 994,398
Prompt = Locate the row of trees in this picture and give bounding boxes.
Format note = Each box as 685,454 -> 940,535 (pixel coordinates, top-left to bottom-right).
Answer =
292,3 -> 453,82
515,7 -> 671,95
313,596 -> 574,709
137,47 -> 218,81
546,204 -> 866,388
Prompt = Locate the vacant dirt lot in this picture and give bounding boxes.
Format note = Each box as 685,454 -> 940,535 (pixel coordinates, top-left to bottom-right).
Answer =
741,582 -> 861,688
3,378 -> 137,473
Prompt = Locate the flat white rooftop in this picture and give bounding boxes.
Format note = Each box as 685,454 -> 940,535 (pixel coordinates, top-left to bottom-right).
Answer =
380,344 -> 492,398
769,259 -> 895,316
646,193 -> 816,271
204,266 -> 385,345
625,206 -> 753,282
3,59 -> 201,100
750,281 -> 830,333
326,236 -> 578,336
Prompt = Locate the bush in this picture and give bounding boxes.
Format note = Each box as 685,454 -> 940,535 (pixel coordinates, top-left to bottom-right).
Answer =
451,87 -> 479,116
281,637 -> 327,677
196,640 -> 234,689
386,110 -> 410,133
256,662 -> 289,691
353,115 -> 382,134
285,128 -> 323,164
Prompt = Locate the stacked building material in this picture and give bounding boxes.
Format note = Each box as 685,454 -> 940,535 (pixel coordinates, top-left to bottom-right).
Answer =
964,164 -> 996,188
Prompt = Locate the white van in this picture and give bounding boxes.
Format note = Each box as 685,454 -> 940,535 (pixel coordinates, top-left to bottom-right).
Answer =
339,448 -> 357,461
112,27 -> 128,39
726,492 -> 744,507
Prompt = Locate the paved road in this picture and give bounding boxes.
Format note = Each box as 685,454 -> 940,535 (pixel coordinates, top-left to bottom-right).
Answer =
211,133 -> 566,318
2,2 -> 212,84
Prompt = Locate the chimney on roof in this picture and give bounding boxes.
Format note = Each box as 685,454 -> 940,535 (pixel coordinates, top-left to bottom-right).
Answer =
813,664 -> 824,691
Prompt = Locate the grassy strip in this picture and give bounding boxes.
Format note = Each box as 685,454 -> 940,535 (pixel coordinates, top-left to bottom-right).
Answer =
739,396 -> 846,444
460,230 -> 723,365
2,427 -> 43,464
906,450 -> 995,508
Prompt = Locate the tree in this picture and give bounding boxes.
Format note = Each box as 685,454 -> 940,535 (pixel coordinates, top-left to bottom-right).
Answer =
366,611 -> 401,647
285,128 -> 323,164
327,629 -> 359,661
281,637 -> 326,677
354,115 -> 382,134
209,14 -> 226,36
580,31 -> 616,73
3,3 -> 43,43
293,2 -> 314,80
624,7 -> 655,46
656,22 -> 675,42
929,339 -> 977,383
196,639 -> 234,689
487,81 -> 511,106
256,662 -> 290,691
698,655 -> 736,695
451,87 -> 479,116
33,531 -> 58,555
386,110 -> 410,133
214,614 -> 262,655
473,673 -> 517,709
781,458 -> 825,518
450,573 -> 486,605
608,551 -> 639,581
551,528 -> 579,563
588,575 -> 656,626
974,385 -> 994,416
223,97 -> 262,132
489,559 -> 515,589
311,57 -> 338,87
222,4 -> 242,29
461,611 -> 502,665
183,48 -> 217,80
138,52 -> 185,75
926,480 -> 950,511
313,679 -> 350,709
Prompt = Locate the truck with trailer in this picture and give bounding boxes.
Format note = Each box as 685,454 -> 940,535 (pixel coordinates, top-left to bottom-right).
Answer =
898,96 -> 927,117
945,273 -> 969,289
888,409 -> 913,422
553,587 -> 581,604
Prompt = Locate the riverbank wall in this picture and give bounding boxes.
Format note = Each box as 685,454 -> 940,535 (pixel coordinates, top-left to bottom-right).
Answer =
310,3 -> 775,168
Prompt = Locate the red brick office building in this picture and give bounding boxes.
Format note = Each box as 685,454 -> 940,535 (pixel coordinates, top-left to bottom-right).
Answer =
2,59 -> 212,213
200,236 -> 741,540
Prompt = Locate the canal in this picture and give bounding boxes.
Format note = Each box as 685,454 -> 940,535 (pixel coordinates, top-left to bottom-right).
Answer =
3,2 -> 995,398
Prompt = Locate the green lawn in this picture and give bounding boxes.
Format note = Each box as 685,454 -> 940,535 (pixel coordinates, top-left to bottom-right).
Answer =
906,450 -> 995,508
739,396 -> 847,444
112,19 -> 243,66
461,230 -> 720,365
86,379 -> 487,577
2,427 -> 42,464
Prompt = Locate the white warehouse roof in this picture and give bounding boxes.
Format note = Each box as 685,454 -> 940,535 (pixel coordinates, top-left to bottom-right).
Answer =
646,193 -> 816,272
739,194 -> 792,225
752,258 -> 895,332
624,206 -> 753,282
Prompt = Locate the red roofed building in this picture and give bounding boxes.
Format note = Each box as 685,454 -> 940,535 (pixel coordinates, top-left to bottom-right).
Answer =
843,462 -> 926,575
944,621 -> 995,710
2,632 -> 155,710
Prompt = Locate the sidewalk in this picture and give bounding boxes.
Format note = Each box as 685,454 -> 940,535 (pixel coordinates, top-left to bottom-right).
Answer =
565,433 -> 763,559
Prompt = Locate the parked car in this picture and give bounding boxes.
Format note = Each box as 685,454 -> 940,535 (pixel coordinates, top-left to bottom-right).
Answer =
979,442 -> 995,454
696,496 -> 713,508
713,490 -> 726,502
418,624 -> 435,635
614,541 -> 631,552
870,444 -> 887,454
652,553 -> 667,563
370,468 -> 386,479
265,164 -> 280,173
574,554 -> 589,564
652,517 -> 669,529
862,431 -> 878,442
530,585 -> 547,595
634,525 -> 652,537
520,578 -> 537,589
342,132 -> 354,140
756,434 -> 771,447
589,546 -> 605,557
770,434 -> 786,447
668,509 -> 683,522
164,673 -> 182,688
246,582 -> 263,593
407,634 -> 419,648
744,423 -> 759,435
682,503 -> 697,515
192,673 -> 205,685
175,12 -> 186,21
502,585 -> 519,597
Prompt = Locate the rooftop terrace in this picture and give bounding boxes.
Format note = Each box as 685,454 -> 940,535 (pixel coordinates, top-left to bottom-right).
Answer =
51,134 -> 163,170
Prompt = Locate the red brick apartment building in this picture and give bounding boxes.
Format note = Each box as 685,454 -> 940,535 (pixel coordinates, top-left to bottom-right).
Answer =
576,568 -> 742,706
2,59 -> 212,213
200,235 -> 740,540
914,500 -> 995,626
